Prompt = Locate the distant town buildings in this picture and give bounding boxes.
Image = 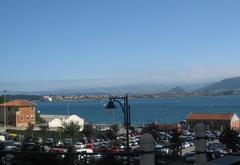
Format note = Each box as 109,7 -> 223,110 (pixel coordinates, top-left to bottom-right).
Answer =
0,99 -> 36,127
42,94 -> 110,101
187,112 -> 240,131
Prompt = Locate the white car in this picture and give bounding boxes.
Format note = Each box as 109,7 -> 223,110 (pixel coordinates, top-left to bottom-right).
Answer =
56,140 -> 64,147
182,142 -> 190,148
0,135 -> 5,142
74,142 -> 84,149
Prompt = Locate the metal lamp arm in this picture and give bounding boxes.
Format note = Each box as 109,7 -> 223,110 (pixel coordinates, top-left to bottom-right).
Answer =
113,99 -> 125,114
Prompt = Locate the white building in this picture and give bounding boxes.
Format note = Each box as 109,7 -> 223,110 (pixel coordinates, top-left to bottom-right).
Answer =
48,118 -> 63,128
41,114 -> 84,131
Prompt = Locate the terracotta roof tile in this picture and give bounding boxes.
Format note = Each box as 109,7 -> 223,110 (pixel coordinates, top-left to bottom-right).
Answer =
0,99 -> 36,107
187,112 -> 235,120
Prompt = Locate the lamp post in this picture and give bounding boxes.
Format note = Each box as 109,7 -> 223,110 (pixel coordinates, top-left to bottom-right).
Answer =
105,93 -> 131,165
67,100 -> 70,119
3,90 -> 7,131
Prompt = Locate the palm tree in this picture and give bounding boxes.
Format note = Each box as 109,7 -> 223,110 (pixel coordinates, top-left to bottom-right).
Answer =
62,121 -> 81,141
82,124 -> 94,143
106,124 -> 119,140
170,128 -> 181,158
26,122 -> 34,137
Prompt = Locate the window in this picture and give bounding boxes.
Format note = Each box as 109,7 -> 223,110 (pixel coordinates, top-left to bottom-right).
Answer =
21,115 -> 24,121
26,115 -> 29,121
31,115 -> 34,120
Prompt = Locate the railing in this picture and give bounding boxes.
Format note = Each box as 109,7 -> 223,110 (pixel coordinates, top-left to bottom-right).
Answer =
0,143 -> 240,165
0,150 -> 146,165
1,150 -> 237,165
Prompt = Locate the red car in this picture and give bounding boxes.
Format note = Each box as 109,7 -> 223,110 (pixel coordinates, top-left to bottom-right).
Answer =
111,146 -> 120,153
86,143 -> 94,150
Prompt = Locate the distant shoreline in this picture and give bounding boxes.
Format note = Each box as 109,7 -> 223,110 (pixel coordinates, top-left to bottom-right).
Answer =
3,93 -> 240,102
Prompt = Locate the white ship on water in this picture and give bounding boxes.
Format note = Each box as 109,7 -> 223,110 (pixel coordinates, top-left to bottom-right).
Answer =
43,96 -> 53,102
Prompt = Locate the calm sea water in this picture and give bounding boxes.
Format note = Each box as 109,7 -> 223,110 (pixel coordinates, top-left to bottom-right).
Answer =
37,96 -> 240,125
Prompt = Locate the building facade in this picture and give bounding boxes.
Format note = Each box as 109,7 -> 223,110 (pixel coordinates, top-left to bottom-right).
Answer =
187,112 -> 240,131
0,99 -> 36,127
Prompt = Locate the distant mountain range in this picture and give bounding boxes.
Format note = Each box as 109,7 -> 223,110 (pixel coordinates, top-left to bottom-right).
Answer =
195,77 -> 240,95
168,86 -> 186,94
3,77 -> 240,96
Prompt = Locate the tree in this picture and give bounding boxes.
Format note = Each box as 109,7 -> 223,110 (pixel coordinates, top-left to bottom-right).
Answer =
106,124 -> 119,140
111,139 -> 123,147
39,125 -> 49,140
35,111 -> 46,124
0,96 -> 9,104
170,128 -> 181,158
26,123 -> 34,137
62,121 -> 81,141
0,96 -> 4,104
219,128 -> 239,153
141,123 -> 161,140
83,124 -> 94,142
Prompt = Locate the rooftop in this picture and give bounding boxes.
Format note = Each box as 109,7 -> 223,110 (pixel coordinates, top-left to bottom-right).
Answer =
187,112 -> 235,120
0,99 -> 36,107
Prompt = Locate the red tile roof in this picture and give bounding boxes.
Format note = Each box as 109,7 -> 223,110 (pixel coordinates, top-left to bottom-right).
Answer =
187,113 -> 235,120
0,99 -> 36,107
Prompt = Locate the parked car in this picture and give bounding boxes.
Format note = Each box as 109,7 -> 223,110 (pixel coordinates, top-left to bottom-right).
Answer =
45,138 -> 54,146
74,142 -> 84,149
3,140 -> 15,151
0,135 -> 5,142
155,143 -> 164,151
86,143 -> 94,150
56,140 -> 64,147
22,141 -> 35,151
35,137 -> 43,144
52,147 -> 67,153
64,138 -> 73,146
111,146 -> 120,153
206,131 -> 216,139
182,142 -> 191,148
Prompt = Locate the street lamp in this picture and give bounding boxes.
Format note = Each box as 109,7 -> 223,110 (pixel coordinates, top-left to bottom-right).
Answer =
3,90 -> 7,132
105,93 -> 131,165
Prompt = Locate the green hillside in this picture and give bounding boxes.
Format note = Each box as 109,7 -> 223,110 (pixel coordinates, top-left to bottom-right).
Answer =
196,77 -> 240,95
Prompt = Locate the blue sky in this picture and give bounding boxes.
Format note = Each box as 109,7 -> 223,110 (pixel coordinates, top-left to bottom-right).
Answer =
1,0 -> 240,91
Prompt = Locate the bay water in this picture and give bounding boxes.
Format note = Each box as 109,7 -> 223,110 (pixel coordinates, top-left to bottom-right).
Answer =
37,96 -> 240,125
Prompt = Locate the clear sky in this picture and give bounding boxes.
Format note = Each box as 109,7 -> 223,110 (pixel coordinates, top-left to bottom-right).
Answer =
1,0 -> 240,91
